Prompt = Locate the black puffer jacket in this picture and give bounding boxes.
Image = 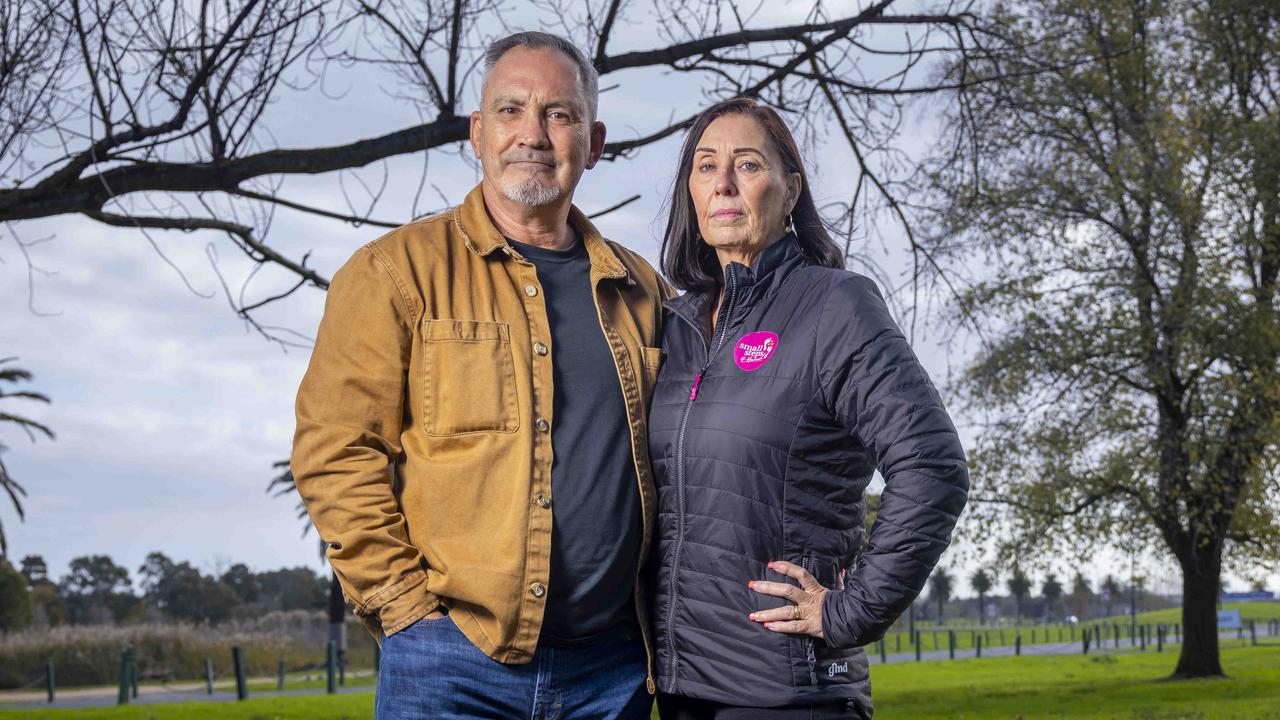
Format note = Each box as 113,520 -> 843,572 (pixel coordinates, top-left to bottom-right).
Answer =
648,234 -> 969,713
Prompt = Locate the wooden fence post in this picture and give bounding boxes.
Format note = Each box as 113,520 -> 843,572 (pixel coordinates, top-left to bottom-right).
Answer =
232,646 -> 248,701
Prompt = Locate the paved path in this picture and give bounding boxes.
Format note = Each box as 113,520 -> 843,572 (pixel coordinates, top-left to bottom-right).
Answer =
0,672 -> 375,711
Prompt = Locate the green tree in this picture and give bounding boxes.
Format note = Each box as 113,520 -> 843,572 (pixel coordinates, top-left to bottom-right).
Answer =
19,554 -> 47,585
60,554 -> 133,623
971,568 -> 995,625
139,551 -> 241,623
1041,573 -> 1064,622
928,567 -> 954,624
1101,574 -> 1123,618
0,556 -> 33,631
0,357 -> 54,556
220,563 -> 261,604
1069,571 -> 1093,620
1008,568 -> 1032,624
256,567 -> 326,611
928,0 -> 1280,677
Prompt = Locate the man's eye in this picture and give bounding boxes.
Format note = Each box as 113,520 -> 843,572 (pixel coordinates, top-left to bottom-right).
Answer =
499,107 -> 517,114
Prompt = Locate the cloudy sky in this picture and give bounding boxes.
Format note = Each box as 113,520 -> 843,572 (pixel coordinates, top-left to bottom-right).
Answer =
1,1 -> 1274,598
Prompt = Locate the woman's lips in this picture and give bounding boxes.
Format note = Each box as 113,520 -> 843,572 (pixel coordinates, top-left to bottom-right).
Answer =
711,209 -> 743,219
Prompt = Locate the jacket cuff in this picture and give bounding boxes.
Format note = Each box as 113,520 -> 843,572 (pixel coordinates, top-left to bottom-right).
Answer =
360,571 -> 442,638
822,586 -> 860,649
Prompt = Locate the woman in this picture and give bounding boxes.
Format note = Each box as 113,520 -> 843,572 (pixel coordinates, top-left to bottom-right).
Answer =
648,98 -> 969,719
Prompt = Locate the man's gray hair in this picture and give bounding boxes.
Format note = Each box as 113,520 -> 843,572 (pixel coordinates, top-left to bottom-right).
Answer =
481,31 -> 599,120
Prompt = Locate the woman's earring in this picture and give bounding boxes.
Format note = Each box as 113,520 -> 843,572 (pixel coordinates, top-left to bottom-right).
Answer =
786,213 -> 795,234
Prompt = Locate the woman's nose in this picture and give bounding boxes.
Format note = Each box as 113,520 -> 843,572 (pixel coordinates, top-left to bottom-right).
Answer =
714,168 -> 737,196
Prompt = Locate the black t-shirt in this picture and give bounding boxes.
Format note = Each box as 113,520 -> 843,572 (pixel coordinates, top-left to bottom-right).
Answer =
507,235 -> 642,645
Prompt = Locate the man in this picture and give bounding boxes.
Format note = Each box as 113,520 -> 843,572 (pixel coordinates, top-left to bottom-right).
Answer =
291,32 -> 669,719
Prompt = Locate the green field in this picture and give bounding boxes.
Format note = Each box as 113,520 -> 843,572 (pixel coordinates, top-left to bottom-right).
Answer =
3,645 -> 1276,719
873,601 -> 1280,654
1135,602 -> 1280,626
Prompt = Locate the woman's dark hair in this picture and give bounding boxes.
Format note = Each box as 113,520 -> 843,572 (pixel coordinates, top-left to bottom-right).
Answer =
660,97 -> 844,292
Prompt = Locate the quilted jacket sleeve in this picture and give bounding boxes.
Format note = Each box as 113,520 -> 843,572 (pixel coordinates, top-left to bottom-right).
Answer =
816,274 -> 969,648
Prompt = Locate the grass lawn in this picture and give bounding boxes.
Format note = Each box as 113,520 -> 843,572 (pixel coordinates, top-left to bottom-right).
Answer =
1135,602 -> 1280,626
2,645 -> 1276,719
873,644 -> 1280,719
874,601 -> 1280,654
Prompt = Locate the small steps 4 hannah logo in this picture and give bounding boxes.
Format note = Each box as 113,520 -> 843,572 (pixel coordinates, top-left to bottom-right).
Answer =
733,331 -> 778,371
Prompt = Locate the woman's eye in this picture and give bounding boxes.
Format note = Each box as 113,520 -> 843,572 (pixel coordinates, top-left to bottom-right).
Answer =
740,161 -> 761,172
697,162 -> 715,172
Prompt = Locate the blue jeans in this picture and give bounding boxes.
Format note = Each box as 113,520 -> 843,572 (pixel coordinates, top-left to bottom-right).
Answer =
376,612 -> 652,719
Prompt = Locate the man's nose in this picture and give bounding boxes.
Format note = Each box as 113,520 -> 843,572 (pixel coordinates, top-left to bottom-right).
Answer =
518,112 -> 550,148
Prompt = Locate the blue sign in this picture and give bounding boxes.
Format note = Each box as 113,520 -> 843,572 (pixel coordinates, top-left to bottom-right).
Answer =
1217,609 -> 1243,630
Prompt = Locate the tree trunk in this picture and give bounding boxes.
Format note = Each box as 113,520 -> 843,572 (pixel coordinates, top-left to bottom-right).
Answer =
978,591 -> 986,626
328,572 -> 347,657
1173,547 -> 1224,678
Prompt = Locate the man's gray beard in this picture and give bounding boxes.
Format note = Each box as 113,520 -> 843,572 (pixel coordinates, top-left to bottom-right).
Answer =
501,177 -> 562,207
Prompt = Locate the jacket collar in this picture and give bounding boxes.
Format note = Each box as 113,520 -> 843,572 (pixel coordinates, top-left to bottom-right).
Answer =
665,231 -> 807,320
453,184 -> 630,282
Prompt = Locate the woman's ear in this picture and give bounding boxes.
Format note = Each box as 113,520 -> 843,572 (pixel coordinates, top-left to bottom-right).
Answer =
785,172 -> 802,215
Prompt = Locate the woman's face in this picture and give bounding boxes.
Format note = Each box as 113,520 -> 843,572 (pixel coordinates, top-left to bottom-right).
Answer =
688,114 -> 800,266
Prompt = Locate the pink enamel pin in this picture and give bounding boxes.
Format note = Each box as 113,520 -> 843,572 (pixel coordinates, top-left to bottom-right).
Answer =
733,331 -> 779,371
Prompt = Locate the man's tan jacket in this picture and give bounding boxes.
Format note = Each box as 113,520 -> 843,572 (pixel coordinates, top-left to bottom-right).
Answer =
291,184 -> 669,687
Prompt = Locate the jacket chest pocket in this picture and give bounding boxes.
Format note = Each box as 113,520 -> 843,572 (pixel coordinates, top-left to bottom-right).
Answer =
422,319 -> 519,436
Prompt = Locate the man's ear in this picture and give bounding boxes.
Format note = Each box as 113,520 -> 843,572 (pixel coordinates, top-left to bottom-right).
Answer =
584,120 -> 607,170
469,111 -> 483,158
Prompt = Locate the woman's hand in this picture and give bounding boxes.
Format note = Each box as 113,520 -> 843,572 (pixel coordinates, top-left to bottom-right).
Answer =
747,560 -> 828,638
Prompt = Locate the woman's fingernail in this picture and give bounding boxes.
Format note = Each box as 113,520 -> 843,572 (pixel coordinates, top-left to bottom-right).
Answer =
749,613 -> 757,620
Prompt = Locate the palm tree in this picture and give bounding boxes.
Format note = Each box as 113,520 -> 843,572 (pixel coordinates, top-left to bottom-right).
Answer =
1008,568 -> 1032,625
971,569 -> 994,625
0,358 -> 53,557
268,461 -> 347,659
1041,573 -> 1063,622
929,568 -> 953,624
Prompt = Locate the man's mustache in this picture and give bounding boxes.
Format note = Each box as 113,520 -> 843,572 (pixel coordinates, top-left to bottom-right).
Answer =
503,152 -> 556,167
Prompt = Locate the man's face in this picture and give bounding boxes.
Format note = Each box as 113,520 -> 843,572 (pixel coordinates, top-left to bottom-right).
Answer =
470,47 -> 605,208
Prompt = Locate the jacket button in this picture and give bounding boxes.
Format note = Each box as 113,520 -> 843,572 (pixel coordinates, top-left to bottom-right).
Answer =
535,418 -> 549,432
529,583 -> 546,597
534,494 -> 551,508
533,342 -> 548,356
524,285 -> 538,297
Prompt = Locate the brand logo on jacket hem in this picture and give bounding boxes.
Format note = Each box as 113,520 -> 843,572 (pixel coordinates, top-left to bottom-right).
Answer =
827,661 -> 849,678
733,331 -> 778,371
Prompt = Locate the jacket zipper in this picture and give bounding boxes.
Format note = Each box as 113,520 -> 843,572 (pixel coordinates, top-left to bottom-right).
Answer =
801,553 -> 818,685
665,265 -> 740,691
